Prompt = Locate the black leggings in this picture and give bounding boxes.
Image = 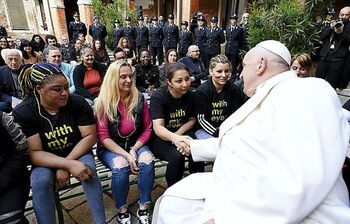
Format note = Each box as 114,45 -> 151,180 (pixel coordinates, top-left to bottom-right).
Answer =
0,174 -> 30,224
151,131 -> 205,187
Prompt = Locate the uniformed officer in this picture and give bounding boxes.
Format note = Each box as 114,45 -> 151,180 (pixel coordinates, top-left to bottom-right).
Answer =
136,15 -> 149,57
68,12 -> 87,43
162,14 -> 179,53
113,19 -> 124,50
194,15 -> 207,67
225,14 -> 244,77
159,15 -> 166,28
178,21 -> 193,59
123,16 -> 137,51
205,16 -> 225,68
88,16 -> 107,45
149,16 -> 164,65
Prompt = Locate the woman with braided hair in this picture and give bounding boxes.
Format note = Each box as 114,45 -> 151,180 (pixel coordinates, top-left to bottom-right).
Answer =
13,63 -> 106,224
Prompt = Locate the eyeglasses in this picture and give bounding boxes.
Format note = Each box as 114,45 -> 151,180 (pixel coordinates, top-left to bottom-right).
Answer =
191,50 -> 200,52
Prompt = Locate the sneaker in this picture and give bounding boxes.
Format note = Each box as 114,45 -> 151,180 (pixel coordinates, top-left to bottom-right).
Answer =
137,208 -> 151,224
117,211 -> 131,224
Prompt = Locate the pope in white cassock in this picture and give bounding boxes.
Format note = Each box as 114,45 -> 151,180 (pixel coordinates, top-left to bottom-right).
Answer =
152,40 -> 350,224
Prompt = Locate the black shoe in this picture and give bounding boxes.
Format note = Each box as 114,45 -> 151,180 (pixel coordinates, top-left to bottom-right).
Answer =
137,208 -> 150,224
117,211 -> 131,224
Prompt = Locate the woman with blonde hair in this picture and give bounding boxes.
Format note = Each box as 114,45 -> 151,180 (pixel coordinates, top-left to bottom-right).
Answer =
291,53 -> 313,78
95,62 -> 154,224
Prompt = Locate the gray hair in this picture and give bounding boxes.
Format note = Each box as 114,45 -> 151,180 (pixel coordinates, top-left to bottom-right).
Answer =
1,48 -> 22,60
187,45 -> 199,57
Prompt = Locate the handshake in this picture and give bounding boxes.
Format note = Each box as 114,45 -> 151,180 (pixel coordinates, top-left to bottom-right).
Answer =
173,135 -> 192,156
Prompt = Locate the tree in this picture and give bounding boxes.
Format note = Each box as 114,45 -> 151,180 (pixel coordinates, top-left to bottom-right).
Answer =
92,0 -> 136,50
247,0 -> 328,56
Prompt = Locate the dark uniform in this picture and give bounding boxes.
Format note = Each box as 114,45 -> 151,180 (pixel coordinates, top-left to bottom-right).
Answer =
194,16 -> 207,67
113,20 -> 124,50
178,21 -> 192,59
162,14 -> 179,53
88,16 -> 107,44
136,16 -> 149,56
205,16 -> 225,68
149,16 -> 164,65
68,13 -> 87,43
123,16 -> 137,51
225,15 -> 244,77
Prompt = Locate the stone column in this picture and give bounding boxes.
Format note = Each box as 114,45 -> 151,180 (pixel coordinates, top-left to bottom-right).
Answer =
48,0 -> 67,42
77,0 -> 93,45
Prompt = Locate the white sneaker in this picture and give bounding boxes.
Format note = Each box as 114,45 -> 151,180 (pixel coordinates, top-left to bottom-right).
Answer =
137,209 -> 150,224
117,211 -> 131,224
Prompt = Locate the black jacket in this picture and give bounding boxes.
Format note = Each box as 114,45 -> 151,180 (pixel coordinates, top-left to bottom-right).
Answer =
136,25 -> 149,48
0,112 -> 29,194
123,26 -> 137,49
149,25 -> 164,48
73,62 -> 107,100
205,27 -> 225,55
225,26 -> 244,55
0,65 -> 23,110
319,27 -> 350,61
162,24 -> 179,49
68,21 -> 87,42
178,30 -> 193,54
89,23 -> 107,41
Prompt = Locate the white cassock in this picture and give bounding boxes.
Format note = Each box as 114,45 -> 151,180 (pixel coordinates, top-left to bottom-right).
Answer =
152,71 -> 350,224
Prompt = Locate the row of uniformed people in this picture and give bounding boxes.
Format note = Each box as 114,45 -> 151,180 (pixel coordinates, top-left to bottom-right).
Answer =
1,54 -> 245,224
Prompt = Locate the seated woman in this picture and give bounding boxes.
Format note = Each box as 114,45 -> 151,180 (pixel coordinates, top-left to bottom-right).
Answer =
150,62 -> 204,187
95,62 -> 154,224
0,112 -> 30,224
0,36 -> 9,66
159,49 -> 177,86
135,49 -> 160,98
195,55 -> 245,139
20,39 -> 43,64
118,37 -> 136,65
13,63 -> 106,224
93,39 -> 110,66
291,53 -> 313,78
73,47 -> 107,105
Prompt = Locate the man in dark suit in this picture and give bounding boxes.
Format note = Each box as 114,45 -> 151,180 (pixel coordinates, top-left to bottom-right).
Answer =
113,19 -> 124,50
194,15 -> 207,67
136,15 -> 149,57
162,14 -> 179,53
88,16 -> 107,45
225,15 -> 244,77
149,16 -> 164,65
68,12 -> 87,44
178,21 -> 192,59
123,16 -> 137,51
0,49 -> 23,112
205,16 -> 225,68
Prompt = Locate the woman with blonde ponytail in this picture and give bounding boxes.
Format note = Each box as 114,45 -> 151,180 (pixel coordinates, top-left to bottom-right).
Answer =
95,62 -> 154,224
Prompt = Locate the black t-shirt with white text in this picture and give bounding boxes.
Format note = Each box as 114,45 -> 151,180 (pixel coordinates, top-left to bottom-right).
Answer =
150,86 -> 195,133
13,95 -> 95,157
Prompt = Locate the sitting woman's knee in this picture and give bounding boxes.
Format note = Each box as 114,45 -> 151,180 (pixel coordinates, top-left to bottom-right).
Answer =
112,156 -> 130,169
138,151 -> 154,165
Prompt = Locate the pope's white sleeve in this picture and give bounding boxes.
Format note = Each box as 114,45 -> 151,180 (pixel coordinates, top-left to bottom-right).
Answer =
190,138 -> 219,162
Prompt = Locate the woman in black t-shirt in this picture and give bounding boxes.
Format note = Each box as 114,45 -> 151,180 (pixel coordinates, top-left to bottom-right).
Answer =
13,63 -> 106,224
195,54 -> 245,138
150,62 -> 204,187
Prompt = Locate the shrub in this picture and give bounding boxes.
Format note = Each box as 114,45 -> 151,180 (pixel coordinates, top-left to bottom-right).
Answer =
92,0 -> 136,50
247,0 -> 324,55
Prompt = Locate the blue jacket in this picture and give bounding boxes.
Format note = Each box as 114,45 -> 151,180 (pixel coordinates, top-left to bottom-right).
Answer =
205,27 -> 225,55
163,24 -> 179,49
149,25 -> 164,48
225,26 -> 244,55
136,25 -> 149,48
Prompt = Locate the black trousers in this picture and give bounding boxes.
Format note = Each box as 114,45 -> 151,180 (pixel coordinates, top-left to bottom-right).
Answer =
0,174 -> 30,224
151,131 -> 205,187
316,59 -> 345,89
226,54 -> 240,77
151,47 -> 164,65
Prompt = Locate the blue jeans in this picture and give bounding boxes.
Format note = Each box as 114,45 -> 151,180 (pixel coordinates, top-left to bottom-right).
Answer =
97,145 -> 155,209
195,129 -> 214,139
30,153 -> 106,224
